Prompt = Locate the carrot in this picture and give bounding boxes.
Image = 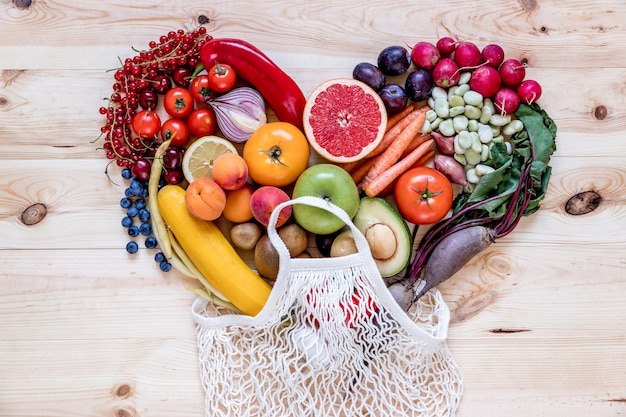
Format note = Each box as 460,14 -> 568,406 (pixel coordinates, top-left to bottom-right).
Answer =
367,107 -> 427,158
400,133 -> 431,159
350,157 -> 376,184
337,160 -> 362,173
385,104 -> 415,132
362,139 -> 434,197
362,110 -> 427,184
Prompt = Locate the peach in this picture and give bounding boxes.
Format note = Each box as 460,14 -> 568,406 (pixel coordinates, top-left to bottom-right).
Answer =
250,186 -> 292,227
223,183 -> 255,223
212,152 -> 249,191
185,177 -> 226,221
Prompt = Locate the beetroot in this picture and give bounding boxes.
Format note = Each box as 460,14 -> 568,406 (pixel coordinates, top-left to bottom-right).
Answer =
432,58 -> 460,88
453,41 -> 482,68
469,66 -> 501,98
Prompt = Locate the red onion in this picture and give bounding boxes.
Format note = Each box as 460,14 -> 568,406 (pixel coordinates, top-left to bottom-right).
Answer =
207,87 -> 267,143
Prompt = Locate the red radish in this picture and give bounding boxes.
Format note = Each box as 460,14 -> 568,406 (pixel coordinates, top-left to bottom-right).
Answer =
411,41 -> 441,69
481,44 -> 505,67
469,66 -> 501,97
499,58 -> 526,86
453,41 -> 482,68
517,79 -> 542,104
431,58 -> 460,88
436,36 -> 457,55
494,88 -> 521,114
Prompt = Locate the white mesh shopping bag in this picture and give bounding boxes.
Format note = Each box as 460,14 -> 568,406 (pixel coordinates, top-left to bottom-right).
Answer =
192,195 -> 463,417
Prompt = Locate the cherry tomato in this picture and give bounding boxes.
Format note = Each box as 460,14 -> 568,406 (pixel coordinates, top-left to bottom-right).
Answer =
164,87 -> 194,119
242,122 -> 310,187
208,62 -> 237,93
160,118 -> 190,147
131,110 -> 161,138
393,166 -> 453,225
187,108 -> 217,137
189,74 -> 212,104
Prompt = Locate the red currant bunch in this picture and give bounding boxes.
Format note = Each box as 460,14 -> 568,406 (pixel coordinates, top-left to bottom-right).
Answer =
97,26 -> 211,173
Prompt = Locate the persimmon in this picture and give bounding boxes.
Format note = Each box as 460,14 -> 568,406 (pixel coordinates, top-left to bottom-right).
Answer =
185,177 -> 226,221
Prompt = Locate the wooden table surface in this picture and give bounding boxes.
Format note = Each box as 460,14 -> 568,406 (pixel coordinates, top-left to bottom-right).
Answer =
1,1 -> 625,416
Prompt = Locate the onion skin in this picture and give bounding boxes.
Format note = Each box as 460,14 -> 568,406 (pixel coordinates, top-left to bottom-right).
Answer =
208,87 -> 267,143
200,38 -> 306,129
434,154 -> 468,187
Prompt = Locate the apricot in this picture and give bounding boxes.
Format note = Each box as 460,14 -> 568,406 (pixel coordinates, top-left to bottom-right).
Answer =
185,177 -> 226,221
212,152 -> 249,190
223,183 -> 255,223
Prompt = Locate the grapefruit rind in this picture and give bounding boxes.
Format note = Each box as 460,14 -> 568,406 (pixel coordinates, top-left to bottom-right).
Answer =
303,78 -> 387,163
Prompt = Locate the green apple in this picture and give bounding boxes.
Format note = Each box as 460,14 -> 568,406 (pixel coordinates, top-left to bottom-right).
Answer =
292,164 -> 360,235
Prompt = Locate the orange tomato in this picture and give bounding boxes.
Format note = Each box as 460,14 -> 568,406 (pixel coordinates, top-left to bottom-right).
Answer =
242,122 -> 310,187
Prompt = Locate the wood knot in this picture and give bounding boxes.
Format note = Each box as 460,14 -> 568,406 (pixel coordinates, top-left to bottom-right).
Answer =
12,0 -> 32,9
115,408 -> 135,417
451,290 -> 497,324
565,190 -> 602,215
114,383 -> 132,399
520,0 -> 537,12
593,105 -> 608,120
197,14 -> 210,24
21,203 -> 47,225
0,96 -> 8,108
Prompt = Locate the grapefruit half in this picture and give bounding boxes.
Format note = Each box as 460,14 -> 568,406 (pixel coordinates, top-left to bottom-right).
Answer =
303,78 -> 387,163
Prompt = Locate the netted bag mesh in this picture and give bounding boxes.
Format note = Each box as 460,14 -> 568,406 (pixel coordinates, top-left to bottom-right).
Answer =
192,196 -> 463,417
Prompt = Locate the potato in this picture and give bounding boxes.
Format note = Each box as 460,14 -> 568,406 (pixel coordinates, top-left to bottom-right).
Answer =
278,223 -> 308,257
230,222 -> 263,251
330,230 -> 358,257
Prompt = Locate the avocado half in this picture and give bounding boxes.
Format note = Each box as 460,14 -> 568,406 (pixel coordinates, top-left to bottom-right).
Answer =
353,197 -> 412,277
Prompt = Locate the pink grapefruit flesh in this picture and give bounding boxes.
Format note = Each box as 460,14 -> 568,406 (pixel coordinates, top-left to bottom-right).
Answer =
303,78 -> 387,163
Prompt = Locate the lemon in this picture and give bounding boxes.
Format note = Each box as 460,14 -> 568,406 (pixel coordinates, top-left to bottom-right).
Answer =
182,136 -> 238,183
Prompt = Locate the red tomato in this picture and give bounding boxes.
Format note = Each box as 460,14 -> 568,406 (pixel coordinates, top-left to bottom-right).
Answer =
208,62 -> 237,93
160,118 -> 190,147
131,110 -> 161,138
394,166 -> 453,225
187,107 -> 217,137
164,87 -> 194,119
189,74 -> 212,104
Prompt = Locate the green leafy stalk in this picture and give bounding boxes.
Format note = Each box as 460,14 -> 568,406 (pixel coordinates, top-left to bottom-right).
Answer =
406,103 -> 557,284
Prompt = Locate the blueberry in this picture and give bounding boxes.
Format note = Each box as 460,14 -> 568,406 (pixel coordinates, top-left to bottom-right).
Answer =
138,208 -> 150,223
159,260 -> 172,272
139,188 -> 149,198
145,236 -> 158,249
135,199 -> 146,210
129,178 -> 145,196
126,241 -> 139,254
125,187 -> 136,198
121,216 -> 133,228
120,197 -> 132,209
121,168 -> 132,180
127,206 -> 139,218
128,225 -> 140,237
154,252 -> 165,262
139,223 -> 152,236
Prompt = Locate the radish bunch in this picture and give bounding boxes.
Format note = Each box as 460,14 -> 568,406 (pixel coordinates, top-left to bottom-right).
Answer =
411,38 -> 542,114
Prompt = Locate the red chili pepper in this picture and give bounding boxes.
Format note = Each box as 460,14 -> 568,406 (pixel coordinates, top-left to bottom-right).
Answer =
200,38 -> 306,130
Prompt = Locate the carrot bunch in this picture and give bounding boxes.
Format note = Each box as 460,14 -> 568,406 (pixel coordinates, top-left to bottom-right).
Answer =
342,104 -> 435,197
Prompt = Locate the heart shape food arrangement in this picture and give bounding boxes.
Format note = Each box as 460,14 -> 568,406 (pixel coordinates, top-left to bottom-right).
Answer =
97,26 -> 557,316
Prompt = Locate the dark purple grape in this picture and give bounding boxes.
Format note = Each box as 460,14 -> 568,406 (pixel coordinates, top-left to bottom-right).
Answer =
377,45 -> 411,76
352,62 -> 386,92
162,147 -> 182,170
379,84 -> 408,115
404,69 -> 434,102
